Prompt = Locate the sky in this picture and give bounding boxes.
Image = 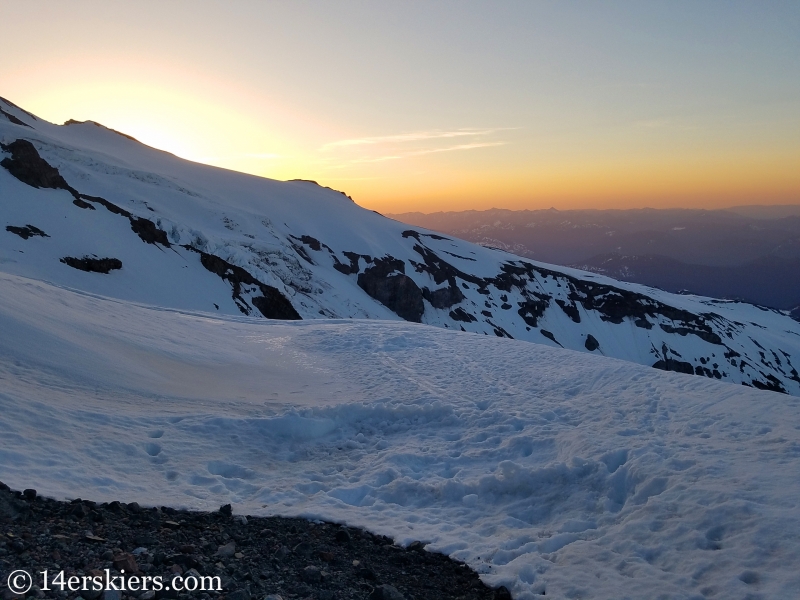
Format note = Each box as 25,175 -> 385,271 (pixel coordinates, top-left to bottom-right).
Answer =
3,1 -> 799,214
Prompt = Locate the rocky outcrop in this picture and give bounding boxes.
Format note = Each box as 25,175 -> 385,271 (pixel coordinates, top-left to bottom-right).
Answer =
190,249 -> 301,321
60,256 -> 122,274
333,251 -> 362,275
0,483 -> 503,600
1,141 -> 171,249
357,257 -> 424,322
5,224 -> 48,240
653,357 -> 698,376
0,106 -> 31,127
585,334 -> 600,352
130,216 -> 170,247
422,283 -> 464,309
449,307 -> 477,323
517,298 -> 548,328
1,139 -> 77,194
63,119 -> 141,142
540,329 -> 562,346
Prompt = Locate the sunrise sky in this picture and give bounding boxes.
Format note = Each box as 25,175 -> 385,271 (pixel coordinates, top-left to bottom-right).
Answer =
3,1 -> 799,213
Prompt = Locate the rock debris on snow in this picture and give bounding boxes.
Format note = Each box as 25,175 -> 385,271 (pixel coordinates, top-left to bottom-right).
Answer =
0,485 -> 503,600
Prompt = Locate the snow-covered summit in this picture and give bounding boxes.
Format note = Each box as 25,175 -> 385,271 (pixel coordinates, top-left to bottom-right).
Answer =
2,96 -> 800,394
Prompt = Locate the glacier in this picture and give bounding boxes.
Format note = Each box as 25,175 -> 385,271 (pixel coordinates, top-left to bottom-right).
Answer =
1,96 -> 799,394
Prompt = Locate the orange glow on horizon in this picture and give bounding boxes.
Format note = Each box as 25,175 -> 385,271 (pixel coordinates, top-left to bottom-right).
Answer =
2,3 -> 799,215
5,58 -> 799,215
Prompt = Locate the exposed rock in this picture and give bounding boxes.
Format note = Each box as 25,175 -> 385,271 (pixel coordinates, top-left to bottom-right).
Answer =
751,375 -> 788,394
60,256 -> 122,274
72,197 -> 96,210
517,298 -> 548,328
227,590 -> 250,600
0,139 -> 77,196
540,329 -> 562,346
410,243 -> 481,287
79,194 -> 132,217
556,298 -> 581,323
62,119 -> 141,143
585,334 -> 600,352
112,552 -> 140,574
289,179 -> 354,201
190,249 -> 301,320
0,97 -> 39,121
652,358 -> 695,375
5,224 -> 48,240
449,307 -> 477,323
333,251 -> 363,275
293,541 -> 313,556
0,489 -> 27,521
129,217 -> 170,247
290,241 -> 315,265
493,586 -> 513,600
423,282 -> 465,309
334,529 -> 351,544
0,106 -> 31,127
216,542 -> 236,558
300,235 -> 322,251
0,484 -> 500,600
368,584 -> 405,600
402,229 -> 449,241
357,257 -> 424,322
289,234 -> 329,252
660,323 -> 722,345
301,565 -> 322,583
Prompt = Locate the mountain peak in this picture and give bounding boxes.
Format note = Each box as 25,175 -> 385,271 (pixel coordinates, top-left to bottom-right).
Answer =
62,118 -> 141,143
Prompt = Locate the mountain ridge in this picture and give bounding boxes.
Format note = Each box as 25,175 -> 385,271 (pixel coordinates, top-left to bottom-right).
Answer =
2,97 -> 800,395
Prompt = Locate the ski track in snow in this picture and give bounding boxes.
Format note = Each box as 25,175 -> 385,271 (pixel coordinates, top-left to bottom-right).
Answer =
1,273 -> 799,599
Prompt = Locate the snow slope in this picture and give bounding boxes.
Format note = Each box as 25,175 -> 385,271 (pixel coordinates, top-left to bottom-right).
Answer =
2,97 -> 800,394
1,272 -> 799,599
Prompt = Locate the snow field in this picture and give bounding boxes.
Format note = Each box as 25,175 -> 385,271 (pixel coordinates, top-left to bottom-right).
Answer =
1,273 -> 799,599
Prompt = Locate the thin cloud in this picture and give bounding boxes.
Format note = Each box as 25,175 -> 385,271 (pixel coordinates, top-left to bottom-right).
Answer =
321,128 -> 509,151
408,141 -> 506,156
349,141 -> 507,164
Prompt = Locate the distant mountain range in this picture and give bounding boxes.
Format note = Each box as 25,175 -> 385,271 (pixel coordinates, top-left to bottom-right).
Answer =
389,207 -> 800,312
2,96 -> 800,394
